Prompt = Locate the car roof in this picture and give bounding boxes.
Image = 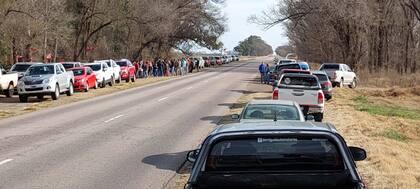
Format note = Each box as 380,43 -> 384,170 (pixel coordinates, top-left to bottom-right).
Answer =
277,63 -> 299,66
280,69 -> 310,73
69,67 -> 86,70
322,63 -> 342,65
211,121 -> 338,135
247,100 -> 297,106
282,73 -> 316,78
31,63 -> 59,67
61,62 -> 80,64
312,70 -> 328,75
84,62 -> 101,65
15,62 -> 43,65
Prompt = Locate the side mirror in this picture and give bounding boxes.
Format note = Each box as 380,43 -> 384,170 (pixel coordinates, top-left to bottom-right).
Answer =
349,147 -> 367,161
231,114 -> 240,120
305,115 -> 315,121
186,149 -> 199,163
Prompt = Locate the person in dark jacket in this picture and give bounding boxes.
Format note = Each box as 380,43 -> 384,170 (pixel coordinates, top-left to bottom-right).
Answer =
258,62 -> 266,83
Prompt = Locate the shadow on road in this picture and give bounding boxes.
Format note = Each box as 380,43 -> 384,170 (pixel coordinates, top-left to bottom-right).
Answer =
142,151 -> 189,173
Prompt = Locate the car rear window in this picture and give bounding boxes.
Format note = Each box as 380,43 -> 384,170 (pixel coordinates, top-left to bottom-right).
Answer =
116,61 -> 128,67
206,136 -> 343,172
62,64 -> 75,69
280,76 -> 319,87
277,64 -> 301,71
86,64 -> 101,71
314,74 -> 329,82
72,69 -> 85,76
320,64 -> 339,70
242,104 -> 300,120
11,64 -> 32,72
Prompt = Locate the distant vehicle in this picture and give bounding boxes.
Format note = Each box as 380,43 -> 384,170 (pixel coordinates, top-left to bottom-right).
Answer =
116,59 -> 136,82
202,57 -> 211,67
84,62 -> 113,88
234,55 -> 239,61
10,62 -> 43,80
273,73 -> 324,122
313,71 -> 333,100
0,64 -> 18,97
215,57 -> 222,65
285,53 -> 298,60
319,63 -> 357,88
297,61 -> 310,70
185,122 -> 367,189
61,62 -> 82,71
195,57 -> 205,69
209,57 -> 217,66
267,66 -> 277,83
70,67 -> 97,92
17,63 -> 74,102
274,63 -> 309,80
273,69 -> 312,89
231,100 -> 307,122
95,59 -> 121,83
277,59 -> 296,65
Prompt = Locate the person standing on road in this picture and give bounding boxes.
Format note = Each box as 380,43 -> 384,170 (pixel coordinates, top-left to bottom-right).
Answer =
259,62 -> 266,83
264,63 -> 270,84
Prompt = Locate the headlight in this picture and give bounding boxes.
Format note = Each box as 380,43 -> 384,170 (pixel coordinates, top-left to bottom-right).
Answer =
43,78 -> 50,84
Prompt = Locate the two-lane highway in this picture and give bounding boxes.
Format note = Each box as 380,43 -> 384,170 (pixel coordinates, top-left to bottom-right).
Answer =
0,58 -> 262,189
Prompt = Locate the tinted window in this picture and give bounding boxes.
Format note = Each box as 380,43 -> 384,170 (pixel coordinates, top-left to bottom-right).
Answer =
280,76 -> 318,87
27,65 -> 55,75
243,104 -> 300,120
320,64 -> 339,70
86,64 -> 101,71
62,63 -> 75,69
279,60 -> 294,64
106,61 -> 111,67
206,137 -> 343,172
116,61 -> 128,67
299,64 -> 310,70
314,74 -> 329,82
72,69 -> 85,76
277,64 -> 301,71
11,64 -> 32,72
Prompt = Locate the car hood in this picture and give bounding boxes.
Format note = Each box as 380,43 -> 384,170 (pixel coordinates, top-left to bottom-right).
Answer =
23,74 -> 52,81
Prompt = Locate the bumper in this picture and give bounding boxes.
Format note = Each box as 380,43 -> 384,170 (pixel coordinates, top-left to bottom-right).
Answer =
18,84 -> 55,95
73,82 -> 86,91
300,105 -> 324,114
120,73 -> 130,79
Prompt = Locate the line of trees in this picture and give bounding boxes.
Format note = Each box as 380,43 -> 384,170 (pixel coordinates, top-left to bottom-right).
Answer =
0,0 -> 226,64
251,0 -> 420,74
234,35 -> 273,56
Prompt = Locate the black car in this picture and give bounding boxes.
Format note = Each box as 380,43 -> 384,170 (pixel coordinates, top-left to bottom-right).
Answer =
185,122 -> 367,189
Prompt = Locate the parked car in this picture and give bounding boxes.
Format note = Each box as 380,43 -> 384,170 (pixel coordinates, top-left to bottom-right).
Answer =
231,100 -> 307,122
313,71 -> 333,100
277,59 -> 296,65
185,121 -> 367,189
319,63 -> 357,88
96,59 -> 121,83
84,62 -> 113,88
215,57 -> 222,65
69,67 -> 97,92
0,64 -> 18,97
61,62 -> 82,71
274,63 -> 308,80
210,57 -> 217,65
116,59 -> 136,82
10,62 -> 43,80
273,73 -> 324,122
17,63 -> 74,102
202,57 -> 211,67
272,69 -> 312,90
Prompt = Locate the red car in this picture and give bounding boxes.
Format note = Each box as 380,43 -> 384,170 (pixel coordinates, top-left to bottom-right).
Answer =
70,67 -> 97,92
116,59 -> 136,82
215,57 -> 222,65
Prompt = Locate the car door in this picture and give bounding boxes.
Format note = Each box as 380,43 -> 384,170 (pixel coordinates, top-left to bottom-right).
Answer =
55,65 -> 64,91
103,63 -> 111,81
86,68 -> 94,87
59,64 -> 69,88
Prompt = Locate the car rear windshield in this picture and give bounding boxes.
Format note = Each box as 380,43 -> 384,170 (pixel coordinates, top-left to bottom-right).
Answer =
277,64 -> 301,71
62,64 -> 75,69
320,64 -> 339,70
314,74 -> 329,82
26,65 -> 55,75
206,136 -> 343,172
72,69 -> 85,76
279,60 -> 294,64
116,61 -> 127,67
280,76 -> 319,88
86,64 -> 101,71
242,104 -> 300,120
11,64 -> 32,72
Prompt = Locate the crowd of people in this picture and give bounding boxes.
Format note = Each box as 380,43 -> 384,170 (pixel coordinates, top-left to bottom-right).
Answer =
132,57 -> 203,78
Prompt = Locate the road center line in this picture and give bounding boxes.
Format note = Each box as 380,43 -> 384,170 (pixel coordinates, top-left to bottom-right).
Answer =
104,115 -> 124,123
0,159 -> 13,166
158,97 -> 169,102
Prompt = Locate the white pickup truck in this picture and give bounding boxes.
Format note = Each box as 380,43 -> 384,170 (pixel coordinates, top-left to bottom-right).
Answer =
0,64 -> 18,97
95,59 -> 121,83
272,73 -> 324,122
319,63 -> 357,88
17,63 -> 74,102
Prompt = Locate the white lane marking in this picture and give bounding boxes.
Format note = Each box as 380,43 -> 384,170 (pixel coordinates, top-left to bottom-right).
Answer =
186,87 -> 193,90
104,115 -> 124,123
0,159 -> 13,166
158,97 -> 169,102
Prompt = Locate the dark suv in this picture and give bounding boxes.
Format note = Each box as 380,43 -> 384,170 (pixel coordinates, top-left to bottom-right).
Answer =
185,122 -> 367,189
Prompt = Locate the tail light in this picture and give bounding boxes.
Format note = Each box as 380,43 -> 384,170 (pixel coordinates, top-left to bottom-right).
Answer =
273,89 -> 279,100
318,92 -> 324,104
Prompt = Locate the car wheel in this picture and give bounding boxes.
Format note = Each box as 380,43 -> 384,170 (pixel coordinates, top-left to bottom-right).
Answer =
101,78 -> 106,88
94,81 -> 98,89
349,78 -> 357,89
116,76 -> 121,84
109,76 -> 114,87
313,113 -> 323,122
66,82 -> 74,96
85,82 -> 89,92
5,83 -> 14,98
339,78 -> 344,88
37,95 -> 44,100
131,74 -> 136,82
51,84 -> 60,100
19,94 -> 28,102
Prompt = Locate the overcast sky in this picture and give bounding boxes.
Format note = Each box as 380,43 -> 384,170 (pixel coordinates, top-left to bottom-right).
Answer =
220,0 -> 289,51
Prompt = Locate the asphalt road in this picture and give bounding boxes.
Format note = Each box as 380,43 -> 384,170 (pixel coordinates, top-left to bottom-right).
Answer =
0,58 -> 263,189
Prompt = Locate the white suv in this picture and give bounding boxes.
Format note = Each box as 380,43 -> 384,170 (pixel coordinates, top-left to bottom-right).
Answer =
84,62 -> 113,88
319,63 -> 357,88
96,59 -> 121,83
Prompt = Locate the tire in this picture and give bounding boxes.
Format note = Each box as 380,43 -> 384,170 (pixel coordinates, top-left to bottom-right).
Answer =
37,95 -> 44,100
5,83 -> 14,98
19,94 -> 28,102
109,77 -> 114,87
116,76 -> 121,84
339,78 -> 344,88
84,82 -> 89,92
313,113 -> 324,122
131,74 -> 136,82
101,78 -> 106,88
51,84 -> 60,100
126,77 -> 130,83
66,82 -> 74,96
349,78 -> 357,89
93,80 -> 98,89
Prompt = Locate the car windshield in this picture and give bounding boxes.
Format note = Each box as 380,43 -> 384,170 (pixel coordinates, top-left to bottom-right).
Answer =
314,74 -> 329,82
26,65 -> 55,75
280,76 -> 318,87
11,64 -> 32,72
116,61 -> 128,67
242,104 -> 300,120
269,66 -> 276,72
299,64 -> 309,70
62,64 -> 75,69
321,64 -> 339,70
106,61 -> 111,67
86,64 -> 101,71
206,136 -> 343,172
72,69 -> 85,76
277,64 -> 301,71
